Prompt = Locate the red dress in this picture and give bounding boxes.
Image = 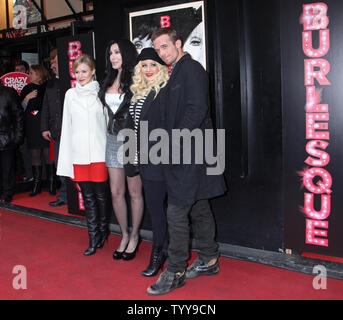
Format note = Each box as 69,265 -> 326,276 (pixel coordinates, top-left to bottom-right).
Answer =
72,162 -> 108,182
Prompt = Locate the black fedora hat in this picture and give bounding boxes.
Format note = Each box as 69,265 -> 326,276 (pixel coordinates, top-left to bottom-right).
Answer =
137,47 -> 166,65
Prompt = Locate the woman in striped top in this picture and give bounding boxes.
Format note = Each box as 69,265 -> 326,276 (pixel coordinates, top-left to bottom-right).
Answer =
129,48 -> 170,277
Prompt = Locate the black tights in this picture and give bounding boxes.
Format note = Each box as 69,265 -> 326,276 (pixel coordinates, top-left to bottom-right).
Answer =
31,148 -> 52,166
141,179 -> 168,250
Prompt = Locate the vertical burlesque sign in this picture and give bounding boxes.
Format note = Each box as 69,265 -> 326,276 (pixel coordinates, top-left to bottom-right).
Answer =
68,41 -> 82,88
57,33 -> 95,100
282,1 -> 343,258
56,33 -> 95,216
301,3 -> 331,247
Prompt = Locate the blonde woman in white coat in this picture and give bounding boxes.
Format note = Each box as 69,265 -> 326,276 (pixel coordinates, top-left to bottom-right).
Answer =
57,54 -> 109,256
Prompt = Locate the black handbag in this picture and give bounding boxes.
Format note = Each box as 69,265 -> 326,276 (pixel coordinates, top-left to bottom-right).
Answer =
124,163 -> 140,177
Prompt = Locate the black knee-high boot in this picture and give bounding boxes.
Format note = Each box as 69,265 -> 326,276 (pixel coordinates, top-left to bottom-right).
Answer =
94,182 -> 109,249
79,182 -> 100,256
46,164 -> 56,195
29,166 -> 42,197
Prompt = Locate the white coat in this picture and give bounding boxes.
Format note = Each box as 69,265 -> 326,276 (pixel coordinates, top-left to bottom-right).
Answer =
57,80 -> 107,179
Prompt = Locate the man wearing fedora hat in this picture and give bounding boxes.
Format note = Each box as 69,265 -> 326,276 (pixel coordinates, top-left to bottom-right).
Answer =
41,48 -> 67,206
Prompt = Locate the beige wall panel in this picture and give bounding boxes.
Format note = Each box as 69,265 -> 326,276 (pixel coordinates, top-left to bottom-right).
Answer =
44,0 -> 82,19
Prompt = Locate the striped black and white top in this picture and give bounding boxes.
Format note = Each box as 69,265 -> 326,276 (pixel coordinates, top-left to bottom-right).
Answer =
129,95 -> 147,164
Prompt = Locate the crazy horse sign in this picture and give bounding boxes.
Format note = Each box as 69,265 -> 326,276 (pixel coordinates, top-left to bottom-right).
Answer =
282,0 -> 343,258
0,72 -> 30,94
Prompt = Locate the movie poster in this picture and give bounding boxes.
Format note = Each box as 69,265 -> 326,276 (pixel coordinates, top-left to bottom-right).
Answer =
129,1 -> 206,69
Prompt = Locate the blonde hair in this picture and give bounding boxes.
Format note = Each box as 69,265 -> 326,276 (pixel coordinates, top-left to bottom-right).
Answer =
72,54 -> 96,72
130,61 -> 169,103
30,65 -> 50,84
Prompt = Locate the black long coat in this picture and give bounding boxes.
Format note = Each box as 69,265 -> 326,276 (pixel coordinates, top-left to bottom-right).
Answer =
20,82 -> 49,149
40,77 -> 65,141
137,88 -> 167,181
161,54 -> 227,206
0,84 -> 24,151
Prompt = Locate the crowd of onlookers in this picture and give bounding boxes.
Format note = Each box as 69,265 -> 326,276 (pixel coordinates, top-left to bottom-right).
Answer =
0,59 -> 59,204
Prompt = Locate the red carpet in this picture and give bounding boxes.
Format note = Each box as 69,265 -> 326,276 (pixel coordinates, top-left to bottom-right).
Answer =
1,209 -> 343,300
11,190 -> 84,218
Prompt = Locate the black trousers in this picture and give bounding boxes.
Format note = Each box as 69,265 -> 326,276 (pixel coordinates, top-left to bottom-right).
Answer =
54,139 -> 67,202
142,179 -> 168,250
166,199 -> 219,273
0,149 -> 16,197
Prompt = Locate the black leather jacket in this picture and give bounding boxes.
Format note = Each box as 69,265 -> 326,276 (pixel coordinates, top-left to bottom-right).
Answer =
105,92 -> 133,135
105,92 -> 137,177
0,83 -> 24,150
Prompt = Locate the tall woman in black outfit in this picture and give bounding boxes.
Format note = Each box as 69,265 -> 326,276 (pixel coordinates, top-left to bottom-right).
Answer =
99,40 -> 144,260
129,48 -> 169,276
20,65 -> 54,197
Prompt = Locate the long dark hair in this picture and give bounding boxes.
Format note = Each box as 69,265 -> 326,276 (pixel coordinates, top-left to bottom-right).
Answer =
99,39 -> 138,107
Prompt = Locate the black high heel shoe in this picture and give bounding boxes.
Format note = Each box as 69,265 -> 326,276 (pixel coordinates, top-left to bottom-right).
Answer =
97,231 -> 109,249
113,239 -> 129,260
122,237 -> 141,261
